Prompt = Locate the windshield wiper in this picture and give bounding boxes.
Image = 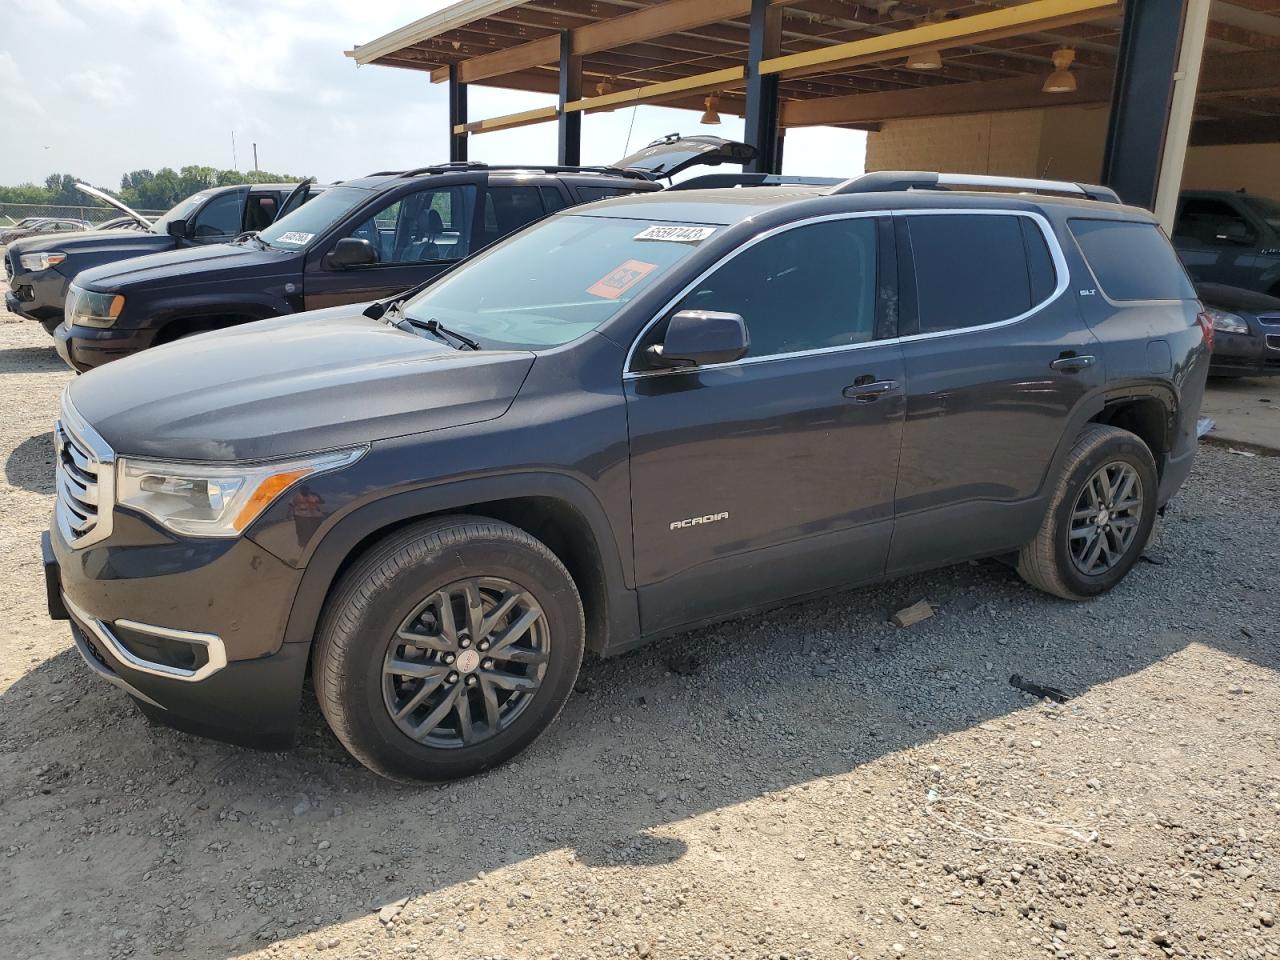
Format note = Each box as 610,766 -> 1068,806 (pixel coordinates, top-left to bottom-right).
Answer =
386,307 -> 480,351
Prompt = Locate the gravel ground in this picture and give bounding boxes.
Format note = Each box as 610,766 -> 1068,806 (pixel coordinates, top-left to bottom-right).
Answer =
1,289 -> 1278,960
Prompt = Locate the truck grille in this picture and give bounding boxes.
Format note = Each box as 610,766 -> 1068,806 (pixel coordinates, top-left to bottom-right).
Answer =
54,398 -> 114,548
1259,314 -> 1280,328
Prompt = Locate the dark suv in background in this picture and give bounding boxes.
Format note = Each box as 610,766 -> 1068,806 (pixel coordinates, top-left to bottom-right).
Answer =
1173,189 -> 1280,296
48,135 -> 754,371
5,180 -> 321,333
44,171 -> 1209,783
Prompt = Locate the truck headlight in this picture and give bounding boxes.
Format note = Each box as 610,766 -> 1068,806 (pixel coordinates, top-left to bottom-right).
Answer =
66,283 -> 125,328
19,251 -> 66,272
115,447 -> 365,537
1206,308 -> 1249,335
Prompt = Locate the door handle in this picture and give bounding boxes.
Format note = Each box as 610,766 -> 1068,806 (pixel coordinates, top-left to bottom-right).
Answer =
842,379 -> 900,402
1050,354 -> 1096,372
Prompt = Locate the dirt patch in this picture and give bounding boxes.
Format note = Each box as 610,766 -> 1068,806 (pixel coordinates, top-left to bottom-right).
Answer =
1,311 -> 1278,960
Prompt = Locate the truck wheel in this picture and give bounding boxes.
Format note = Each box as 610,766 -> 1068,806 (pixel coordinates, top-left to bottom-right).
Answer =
313,517 -> 584,782
1017,424 -> 1158,601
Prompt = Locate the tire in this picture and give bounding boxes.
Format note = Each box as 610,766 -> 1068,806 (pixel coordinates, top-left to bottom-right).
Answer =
313,516 -> 585,782
1017,424 -> 1158,601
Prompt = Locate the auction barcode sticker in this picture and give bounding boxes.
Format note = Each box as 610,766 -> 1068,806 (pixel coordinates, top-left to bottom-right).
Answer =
633,225 -> 717,243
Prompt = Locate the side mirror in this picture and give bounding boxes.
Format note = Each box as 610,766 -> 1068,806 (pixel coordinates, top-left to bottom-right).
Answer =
1217,221 -> 1254,245
646,310 -> 749,369
324,237 -> 378,270
166,219 -> 189,240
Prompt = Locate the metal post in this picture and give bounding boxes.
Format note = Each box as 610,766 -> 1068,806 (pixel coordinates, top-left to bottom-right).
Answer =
1154,0 -> 1210,232
744,0 -> 782,174
1100,0 -> 1189,209
558,31 -> 583,167
449,64 -> 468,163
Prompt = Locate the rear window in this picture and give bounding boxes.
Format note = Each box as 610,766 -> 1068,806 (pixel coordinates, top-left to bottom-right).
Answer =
1069,219 -> 1195,301
907,213 -> 1055,334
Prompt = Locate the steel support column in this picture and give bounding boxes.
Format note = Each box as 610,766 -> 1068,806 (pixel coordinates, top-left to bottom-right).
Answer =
449,64 -> 468,163
1100,0 -> 1189,209
558,31 -> 582,166
744,0 -> 782,174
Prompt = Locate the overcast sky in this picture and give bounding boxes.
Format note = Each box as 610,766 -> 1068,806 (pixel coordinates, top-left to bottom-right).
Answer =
0,0 -> 866,192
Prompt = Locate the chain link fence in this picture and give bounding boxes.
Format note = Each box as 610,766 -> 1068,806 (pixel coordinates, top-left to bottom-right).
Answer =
0,202 -> 167,227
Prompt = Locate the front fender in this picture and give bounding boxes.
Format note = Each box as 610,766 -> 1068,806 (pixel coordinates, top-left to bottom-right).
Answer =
263,470 -> 640,657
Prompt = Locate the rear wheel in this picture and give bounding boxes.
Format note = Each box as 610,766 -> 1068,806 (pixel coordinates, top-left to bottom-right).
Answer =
1017,424 -> 1158,600
313,517 -> 584,782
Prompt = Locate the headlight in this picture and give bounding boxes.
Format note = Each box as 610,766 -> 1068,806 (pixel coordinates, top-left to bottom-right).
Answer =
66,283 -> 125,328
19,251 -> 66,272
1207,307 -> 1250,335
115,447 -> 365,538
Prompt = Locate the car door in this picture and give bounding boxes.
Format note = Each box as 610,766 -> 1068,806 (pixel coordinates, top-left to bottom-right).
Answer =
1172,196 -> 1262,288
303,183 -> 478,310
625,215 -> 905,635
188,189 -> 248,245
887,210 -> 1104,574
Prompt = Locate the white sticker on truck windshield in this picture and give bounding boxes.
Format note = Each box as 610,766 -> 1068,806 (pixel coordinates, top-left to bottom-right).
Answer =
277,231 -> 314,245
633,225 -> 717,243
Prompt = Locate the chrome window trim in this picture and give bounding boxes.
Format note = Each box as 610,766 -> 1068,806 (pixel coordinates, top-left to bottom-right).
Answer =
622,208 -> 1070,379
64,594 -> 228,683
894,209 -> 1069,344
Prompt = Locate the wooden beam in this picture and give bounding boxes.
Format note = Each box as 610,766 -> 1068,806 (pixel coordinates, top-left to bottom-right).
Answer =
455,105 -> 560,135
759,0 -> 1120,80
1199,48 -> 1280,96
1190,116 -> 1280,146
431,0 -> 774,85
563,66 -> 746,113
781,70 -> 1113,126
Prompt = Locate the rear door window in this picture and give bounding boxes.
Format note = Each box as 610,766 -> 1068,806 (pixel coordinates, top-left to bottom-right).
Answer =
906,213 -> 1052,334
1069,219 -> 1196,301
480,186 -> 546,247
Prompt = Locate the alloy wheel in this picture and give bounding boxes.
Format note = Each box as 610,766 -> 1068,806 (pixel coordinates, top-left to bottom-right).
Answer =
382,577 -> 550,748
1068,460 -> 1144,576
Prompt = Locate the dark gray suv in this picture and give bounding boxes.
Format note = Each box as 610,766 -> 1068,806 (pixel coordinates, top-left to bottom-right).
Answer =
43,171 -> 1210,782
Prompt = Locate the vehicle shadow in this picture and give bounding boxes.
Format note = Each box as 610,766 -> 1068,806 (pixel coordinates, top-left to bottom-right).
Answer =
2,490 -> 1277,960
0,344 -> 66,375
5,431 -> 55,494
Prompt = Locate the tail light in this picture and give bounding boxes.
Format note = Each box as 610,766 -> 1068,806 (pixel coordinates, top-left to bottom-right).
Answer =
1196,310 -> 1215,350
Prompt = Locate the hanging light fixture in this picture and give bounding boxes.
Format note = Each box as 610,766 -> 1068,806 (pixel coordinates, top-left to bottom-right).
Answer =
1043,47 -> 1078,93
906,46 -> 943,70
905,14 -> 943,71
701,93 -> 721,125
596,77 -> 613,97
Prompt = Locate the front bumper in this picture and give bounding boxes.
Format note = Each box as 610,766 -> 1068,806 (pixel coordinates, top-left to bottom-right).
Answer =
1210,329 -> 1280,377
5,263 -> 70,330
55,322 -> 157,372
44,518 -> 310,749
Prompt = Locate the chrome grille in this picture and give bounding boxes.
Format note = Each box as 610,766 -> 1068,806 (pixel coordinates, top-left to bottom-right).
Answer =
54,397 -> 114,548
1259,314 -> 1280,328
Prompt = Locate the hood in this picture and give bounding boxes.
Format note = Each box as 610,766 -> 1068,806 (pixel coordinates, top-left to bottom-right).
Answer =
615,134 -> 757,179
75,182 -> 152,228
1197,281 -> 1280,316
67,308 -> 536,461
74,242 -> 290,292
10,226 -> 171,259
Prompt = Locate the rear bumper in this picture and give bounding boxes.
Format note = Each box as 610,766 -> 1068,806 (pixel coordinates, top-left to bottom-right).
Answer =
55,322 -> 156,372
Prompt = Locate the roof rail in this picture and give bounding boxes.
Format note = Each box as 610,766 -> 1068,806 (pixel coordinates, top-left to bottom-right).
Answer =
363,162 -> 651,181
668,173 -> 844,191
828,171 -> 1121,204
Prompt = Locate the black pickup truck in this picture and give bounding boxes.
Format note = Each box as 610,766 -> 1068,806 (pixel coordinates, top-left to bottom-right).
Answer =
5,180 -> 320,332
46,136 -> 756,371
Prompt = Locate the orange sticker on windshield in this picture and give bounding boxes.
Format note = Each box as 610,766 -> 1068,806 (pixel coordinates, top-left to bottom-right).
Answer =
586,259 -> 658,300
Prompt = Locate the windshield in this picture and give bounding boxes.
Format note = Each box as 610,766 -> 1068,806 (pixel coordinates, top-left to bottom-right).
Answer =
259,185 -> 372,250
150,193 -> 207,235
1244,195 -> 1280,231
402,214 -> 712,349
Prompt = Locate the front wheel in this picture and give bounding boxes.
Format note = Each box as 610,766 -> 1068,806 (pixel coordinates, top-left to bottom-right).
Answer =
313,517 -> 585,782
1017,424 -> 1158,600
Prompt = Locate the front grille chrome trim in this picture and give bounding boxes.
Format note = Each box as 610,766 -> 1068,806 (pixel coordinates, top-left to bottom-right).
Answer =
54,393 -> 114,548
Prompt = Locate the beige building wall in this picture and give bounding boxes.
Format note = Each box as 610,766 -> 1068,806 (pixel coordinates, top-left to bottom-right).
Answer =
866,105 -> 1278,197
